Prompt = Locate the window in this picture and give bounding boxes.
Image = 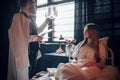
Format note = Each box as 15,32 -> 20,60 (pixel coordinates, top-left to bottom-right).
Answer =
53,2 -> 75,41
36,1 -> 75,42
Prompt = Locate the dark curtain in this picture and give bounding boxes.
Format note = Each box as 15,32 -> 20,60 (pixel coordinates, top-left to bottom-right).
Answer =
74,0 -> 84,44
0,0 -> 20,80
74,0 -> 95,44
0,0 -> 38,79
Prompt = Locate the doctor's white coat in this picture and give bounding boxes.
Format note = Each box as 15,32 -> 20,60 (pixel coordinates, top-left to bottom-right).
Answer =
7,13 -> 31,80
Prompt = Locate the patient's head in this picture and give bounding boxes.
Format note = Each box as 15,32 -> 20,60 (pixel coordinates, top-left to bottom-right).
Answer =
82,23 -> 100,45
84,23 -> 100,47
84,23 -> 99,39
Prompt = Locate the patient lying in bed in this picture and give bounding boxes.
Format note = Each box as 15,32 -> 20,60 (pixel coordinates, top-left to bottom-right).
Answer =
55,23 -> 120,80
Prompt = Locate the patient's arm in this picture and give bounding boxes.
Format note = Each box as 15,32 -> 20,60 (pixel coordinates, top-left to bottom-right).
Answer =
81,60 -> 106,68
94,61 -> 106,68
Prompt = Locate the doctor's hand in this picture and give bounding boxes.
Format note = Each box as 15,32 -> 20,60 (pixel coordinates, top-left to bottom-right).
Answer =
37,36 -> 43,41
44,18 -> 52,24
30,35 -> 43,42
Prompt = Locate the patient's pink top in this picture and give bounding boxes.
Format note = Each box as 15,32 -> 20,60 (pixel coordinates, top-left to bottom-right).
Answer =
72,41 -> 107,64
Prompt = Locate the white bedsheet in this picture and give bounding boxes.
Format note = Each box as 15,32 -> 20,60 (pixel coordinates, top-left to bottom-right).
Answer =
55,63 -> 120,80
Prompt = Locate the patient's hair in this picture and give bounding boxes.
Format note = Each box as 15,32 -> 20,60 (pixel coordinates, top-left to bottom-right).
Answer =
85,23 -> 99,31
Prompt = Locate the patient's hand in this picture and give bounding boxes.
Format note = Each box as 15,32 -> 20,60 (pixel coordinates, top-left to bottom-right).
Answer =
71,59 -> 77,63
81,61 -> 95,67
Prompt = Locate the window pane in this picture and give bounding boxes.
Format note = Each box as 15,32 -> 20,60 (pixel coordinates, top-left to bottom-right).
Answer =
54,25 -> 74,31
54,32 -> 74,37
37,0 -> 47,6
36,7 -> 47,26
52,0 -> 63,2
57,11 -> 74,19
53,2 -> 75,41
55,18 -> 74,25
53,32 -> 74,41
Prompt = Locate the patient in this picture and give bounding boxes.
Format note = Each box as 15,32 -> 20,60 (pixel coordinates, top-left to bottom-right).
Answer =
55,23 -> 120,80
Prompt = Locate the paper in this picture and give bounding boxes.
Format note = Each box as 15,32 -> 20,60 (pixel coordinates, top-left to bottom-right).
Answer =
39,29 -> 53,36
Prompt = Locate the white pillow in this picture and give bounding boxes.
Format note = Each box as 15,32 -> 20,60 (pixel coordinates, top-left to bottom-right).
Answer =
99,37 -> 109,48
99,37 -> 109,60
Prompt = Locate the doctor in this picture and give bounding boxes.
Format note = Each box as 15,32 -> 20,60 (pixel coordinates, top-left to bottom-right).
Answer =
7,0 -> 51,80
